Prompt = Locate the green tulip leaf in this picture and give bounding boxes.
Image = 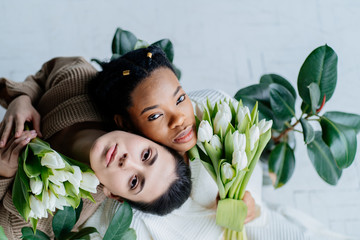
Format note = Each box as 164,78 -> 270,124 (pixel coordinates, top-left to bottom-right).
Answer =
112,28 -> 137,55
12,148 -> 31,221
151,39 -> 174,62
21,227 -> 50,240
75,199 -> 83,222
0,226 -> 8,240
269,83 -> 296,121
268,142 -> 295,188
216,199 -> 247,232
23,152 -> 42,178
307,131 -> 342,185
324,111 -> 360,134
300,118 -> 315,144
308,82 -> 321,114
320,117 -> 357,168
298,45 -> 337,104
234,83 -> 270,104
224,131 -> 234,161
260,74 -> 297,99
52,206 -> 76,239
103,202 -> 134,240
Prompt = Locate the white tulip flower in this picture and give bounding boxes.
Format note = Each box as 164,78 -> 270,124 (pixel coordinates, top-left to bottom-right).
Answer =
221,162 -> 236,183
80,172 -> 100,193
30,177 -> 43,195
51,182 -> 66,196
214,111 -> 231,134
41,152 -> 65,169
195,102 -> 206,121
29,195 -> 48,219
232,131 -> 246,152
237,106 -> 251,126
55,195 -> 71,211
232,150 -> 248,171
43,190 -> 57,212
66,166 -> 82,192
249,125 -> 260,151
48,169 -> 69,186
218,102 -> 232,121
198,120 -> 213,142
258,119 -> 273,135
210,134 -> 223,150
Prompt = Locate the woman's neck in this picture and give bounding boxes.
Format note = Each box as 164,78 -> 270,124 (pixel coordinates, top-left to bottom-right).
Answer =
69,128 -> 106,164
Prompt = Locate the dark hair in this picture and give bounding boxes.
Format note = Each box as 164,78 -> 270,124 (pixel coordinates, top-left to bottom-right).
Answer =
89,45 -> 176,122
123,146 -> 192,215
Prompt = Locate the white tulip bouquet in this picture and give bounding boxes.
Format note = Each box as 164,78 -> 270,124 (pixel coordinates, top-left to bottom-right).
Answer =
12,137 -> 99,231
188,98 -> 272,240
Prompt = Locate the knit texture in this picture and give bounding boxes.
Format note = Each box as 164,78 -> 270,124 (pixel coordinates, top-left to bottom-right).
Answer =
0,57 -> 107,239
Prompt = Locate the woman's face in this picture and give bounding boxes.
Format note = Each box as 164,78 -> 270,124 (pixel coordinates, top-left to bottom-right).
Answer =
126,67 -> 197,154
89,131 -> 176,203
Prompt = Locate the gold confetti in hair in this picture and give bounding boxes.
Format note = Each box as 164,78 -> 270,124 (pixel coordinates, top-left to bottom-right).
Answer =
147,52 -> 153,58
123,70 -> 130,76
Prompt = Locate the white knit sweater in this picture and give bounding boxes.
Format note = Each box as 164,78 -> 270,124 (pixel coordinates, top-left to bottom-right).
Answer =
83,89 -> 307,240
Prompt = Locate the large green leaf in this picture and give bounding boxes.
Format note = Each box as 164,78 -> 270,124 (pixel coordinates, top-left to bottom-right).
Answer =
260,74 -> 297,99
308,82 -> 320,114
151,39 -> 174,62
300,118 -> 315,144
63,227 -> 98,240
118,229 -> 136,240
307,131 -> 342,185
298,45 -> 338,104
52,206 -> 76,239
237,96 -> 285,131
320,117 -> 357,168
134,39 -> 149,50
103,202 -> 134,240
268,142 -> 295,188
23,152 -> 42,178
234,83 -> 270,104
324,111 -> 360,134
269,83 -> 296,121
111,28 -> 137,55
21,227 -> 50,240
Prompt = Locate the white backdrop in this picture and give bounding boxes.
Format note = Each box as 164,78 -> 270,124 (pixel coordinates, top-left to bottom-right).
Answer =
1,0 -> 360,238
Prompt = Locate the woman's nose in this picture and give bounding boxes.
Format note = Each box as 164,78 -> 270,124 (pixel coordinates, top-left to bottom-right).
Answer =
169,112 -> 185,129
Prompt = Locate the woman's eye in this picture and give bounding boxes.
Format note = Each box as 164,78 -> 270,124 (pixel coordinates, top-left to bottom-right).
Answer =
176,94 -> 186,105
148,113 -> 162,121
142,149 -> 151,161
130,176 -> 138,189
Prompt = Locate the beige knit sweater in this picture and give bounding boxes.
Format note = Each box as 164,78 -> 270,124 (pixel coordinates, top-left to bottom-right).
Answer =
0,57 -> 107,239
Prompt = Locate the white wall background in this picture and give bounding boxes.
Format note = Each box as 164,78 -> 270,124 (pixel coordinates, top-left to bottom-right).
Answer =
1,0 -> 360,238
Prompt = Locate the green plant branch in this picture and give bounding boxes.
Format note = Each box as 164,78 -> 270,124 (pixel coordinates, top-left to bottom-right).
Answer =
272,118 -> 301,143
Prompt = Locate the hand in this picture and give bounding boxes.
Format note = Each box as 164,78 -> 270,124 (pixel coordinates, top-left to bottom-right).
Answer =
243,191 -> 257,224
0,95 -> 42,147
0,130 -> 37,178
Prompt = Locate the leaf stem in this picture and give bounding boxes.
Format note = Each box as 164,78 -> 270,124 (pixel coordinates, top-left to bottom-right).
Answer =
272,118 -> 301,143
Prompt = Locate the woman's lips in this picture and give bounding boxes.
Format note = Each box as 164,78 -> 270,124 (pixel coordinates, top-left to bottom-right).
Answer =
106,144 -> 117,167
174,126 -> 194,144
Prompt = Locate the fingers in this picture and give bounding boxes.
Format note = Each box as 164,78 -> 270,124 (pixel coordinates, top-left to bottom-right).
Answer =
0,117 -> 14,148
32,112 -> 42,137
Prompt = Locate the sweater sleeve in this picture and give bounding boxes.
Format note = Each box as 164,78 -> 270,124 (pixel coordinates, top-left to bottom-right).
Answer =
0,57 -> 88,108
0,177 -> 14,201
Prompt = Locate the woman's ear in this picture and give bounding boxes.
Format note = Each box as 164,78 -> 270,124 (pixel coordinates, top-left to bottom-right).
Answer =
114,114 -> 134,132
103,187 -> 124,203
114,114 -> 125,129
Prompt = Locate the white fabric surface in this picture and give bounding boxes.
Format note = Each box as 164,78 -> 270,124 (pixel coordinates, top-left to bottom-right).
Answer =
83,89 -> 311,240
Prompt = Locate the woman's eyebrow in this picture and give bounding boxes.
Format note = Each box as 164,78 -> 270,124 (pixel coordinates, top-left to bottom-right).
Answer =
140,105 -> 159,115
173,86 -> 181,97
